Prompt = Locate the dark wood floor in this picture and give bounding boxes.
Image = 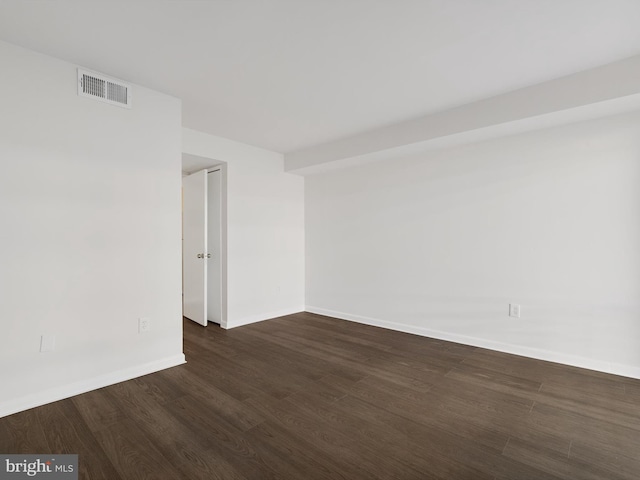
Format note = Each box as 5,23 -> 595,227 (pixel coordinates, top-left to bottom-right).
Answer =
2,312 -> 639,479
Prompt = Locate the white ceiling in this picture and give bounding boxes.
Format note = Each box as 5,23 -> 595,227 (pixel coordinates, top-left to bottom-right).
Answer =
1,0 -> 640,153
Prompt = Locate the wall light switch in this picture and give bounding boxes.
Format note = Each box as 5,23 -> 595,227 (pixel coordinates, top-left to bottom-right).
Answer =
509,304 -> 521,318
40,335 -> 56,353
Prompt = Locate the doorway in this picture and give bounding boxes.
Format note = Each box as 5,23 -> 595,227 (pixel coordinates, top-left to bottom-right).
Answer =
182,155 -> 227,327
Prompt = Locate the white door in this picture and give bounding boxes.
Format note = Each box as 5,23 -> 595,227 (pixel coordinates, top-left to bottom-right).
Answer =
207,170 -> 222,324
182,169 -> 207,326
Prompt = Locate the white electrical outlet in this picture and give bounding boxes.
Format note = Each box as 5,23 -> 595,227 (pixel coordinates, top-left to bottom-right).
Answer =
509,304 -> 521,318
139,317 -> 151,333
40,335 -> 56,352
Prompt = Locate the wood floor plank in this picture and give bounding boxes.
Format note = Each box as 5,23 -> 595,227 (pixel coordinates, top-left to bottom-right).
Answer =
0,409 -> 50,453
158,366 -> 265,432
288,387 -> 495,480
337,393 -> 510,455
186,341 -> 318,399
242,394 -> 430,480
463,348 -> 629,394
529,401 -> 640,454
71,387 -> 127,433
0,418 -> 12,452
35,401 -> 123,480
234,324 -> 368,382
131,370 -> 188,405
427,377 -> 572,457
536,381 -> 640,428
446,362 -> 543,394
92,419 -> 184,480
111,389 -> 246,480
569,439 -> 640,480
503,436 -> 628,480
245,421 -> 358,480
184,354 -> 272,402
165,395 -> 285,480
1,312 -> 639,480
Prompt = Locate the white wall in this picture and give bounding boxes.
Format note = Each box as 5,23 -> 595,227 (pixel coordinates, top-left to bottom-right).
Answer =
0,41 -> 184,417
306,111 -> 640,379
182,129 -> 305,328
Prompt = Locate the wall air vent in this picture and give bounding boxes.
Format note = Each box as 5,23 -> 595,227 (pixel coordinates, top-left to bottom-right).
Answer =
77,68 -> 132,108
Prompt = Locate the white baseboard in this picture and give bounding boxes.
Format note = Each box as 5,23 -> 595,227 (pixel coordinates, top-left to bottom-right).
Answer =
0,354 -> 186,418
305,306 -> 640,381
225,306 -> 305,329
